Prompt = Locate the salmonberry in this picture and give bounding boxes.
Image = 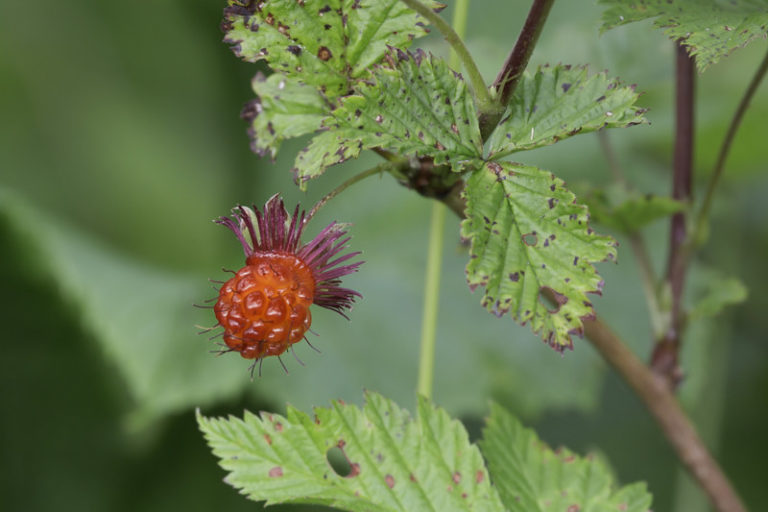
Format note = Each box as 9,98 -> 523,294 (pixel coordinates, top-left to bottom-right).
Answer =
209,195 -> 362,371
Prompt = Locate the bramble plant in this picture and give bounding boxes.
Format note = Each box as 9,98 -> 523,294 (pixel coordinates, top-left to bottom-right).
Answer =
193,1 -> 768,511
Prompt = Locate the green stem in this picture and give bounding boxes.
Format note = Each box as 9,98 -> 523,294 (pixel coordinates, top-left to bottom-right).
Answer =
399,0 -> 494,113
416,201 -> 446,399
306,163 -> 398,222
692,46 -> 768,247
415,0 -> 470,400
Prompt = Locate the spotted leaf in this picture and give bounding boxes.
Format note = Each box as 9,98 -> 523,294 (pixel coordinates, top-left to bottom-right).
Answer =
600,0 -> 768,71
293,49 -> 483,186
487,64 -> 646,159
480,403 -> 653,512
241,72 -> 329,158
461,161 -> 617,350
198,391 -> 506,511
222,0 -> 444,99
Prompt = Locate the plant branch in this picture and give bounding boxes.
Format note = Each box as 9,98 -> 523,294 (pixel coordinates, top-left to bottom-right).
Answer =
398,0 -> 493,113
441,180 -> 744,511
306,162 -> 399,222
493,0 -> 556,107
692,46 -> 768,245
479,0 -> 555,139
597,131 -> 663,336
583,317 -> 746,512
652,43 -> 695,387
416,201 -> 446,399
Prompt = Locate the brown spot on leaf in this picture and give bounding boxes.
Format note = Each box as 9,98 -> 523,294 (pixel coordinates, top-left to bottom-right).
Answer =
269,466 -> 284,477
476,470 -> 484,483
317,46 -> 332,61
452,471 -> 461,484
385,474 -> 395,488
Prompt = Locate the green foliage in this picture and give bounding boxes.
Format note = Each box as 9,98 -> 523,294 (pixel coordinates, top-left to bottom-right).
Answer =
222,0 -> 440,97
198,391 -> 506,511
293,49 -> 483,186
599,0 -> 768,70
480,403 -> 653,512
461,162 -> 618,350
584,185 -> 686,233
243,72 -> 328,158
487,64 -> 647,159
689,270 -> 749,322
223,0 -> 443,159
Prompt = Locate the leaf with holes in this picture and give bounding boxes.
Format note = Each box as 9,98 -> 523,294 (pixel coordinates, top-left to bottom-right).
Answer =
487,64 -> 646,159
198,391 -> 506,512
293,49 -> 483,186
480,403 -> 653,512
461,161 -> 617,350
599,0 -> 768,71
241,72 -> 329,158
222,0 -> 444,100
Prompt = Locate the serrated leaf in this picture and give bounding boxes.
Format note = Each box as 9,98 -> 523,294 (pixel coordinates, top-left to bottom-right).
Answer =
584,185 -> 686,233
487,64 -> 646,159
222,0 -> 442,99
689,270 -> 748,322
241,72 -> 329,158
480,403 -> 653,512
599,0 -> 768,71
461,161 -> 617,350
293,49 -> 483,186
198,391 -> 506,512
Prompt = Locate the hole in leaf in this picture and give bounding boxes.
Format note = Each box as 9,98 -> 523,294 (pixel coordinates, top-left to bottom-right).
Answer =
326,445 -> 354,477
522,232 -> 537,246
538,286 -> 568,313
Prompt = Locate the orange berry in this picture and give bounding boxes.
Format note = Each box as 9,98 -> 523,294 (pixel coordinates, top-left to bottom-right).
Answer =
215,253 -> 315,359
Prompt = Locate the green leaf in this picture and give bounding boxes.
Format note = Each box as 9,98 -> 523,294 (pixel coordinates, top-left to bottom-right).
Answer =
480,403 -> 653,512
487,64 -> 647,159
198,391 -> 506,511
599,0 -> 768,71
0,188 -> 246,426
461,161 -> 617,350
222,0 -> 442,99
689,270 -> 748,322
293,50 -> 483,186
241,72 -> 329,158
584,185 -> 686,233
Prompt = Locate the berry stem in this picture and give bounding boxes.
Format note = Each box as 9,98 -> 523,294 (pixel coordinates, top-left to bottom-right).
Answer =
416,0 -> 469,400
306,162 -> 399,222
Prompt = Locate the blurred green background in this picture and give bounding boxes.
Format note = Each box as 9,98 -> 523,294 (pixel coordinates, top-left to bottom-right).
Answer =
1,1 -> 766,511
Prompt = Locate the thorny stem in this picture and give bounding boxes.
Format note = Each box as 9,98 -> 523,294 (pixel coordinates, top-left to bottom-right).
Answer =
442,186 -> 746,512
306,163 -> 400,222
652,43 -> 695,387
398,0 -> 494,113
584,317 -> 746,512
481,0 -> 556,139
416,0 -> 468,401
692,46 -> 768,246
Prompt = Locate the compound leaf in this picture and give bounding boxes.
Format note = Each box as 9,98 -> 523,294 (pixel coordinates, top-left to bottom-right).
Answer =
487,64 -> 646,159
198,391 -> 506,512
461,161 -> 617,350
222,0 -> 442,99
599,0 -> 768,71
480,403 -> 653,512
293,49 -> 483,186
241,72 -> 329,158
